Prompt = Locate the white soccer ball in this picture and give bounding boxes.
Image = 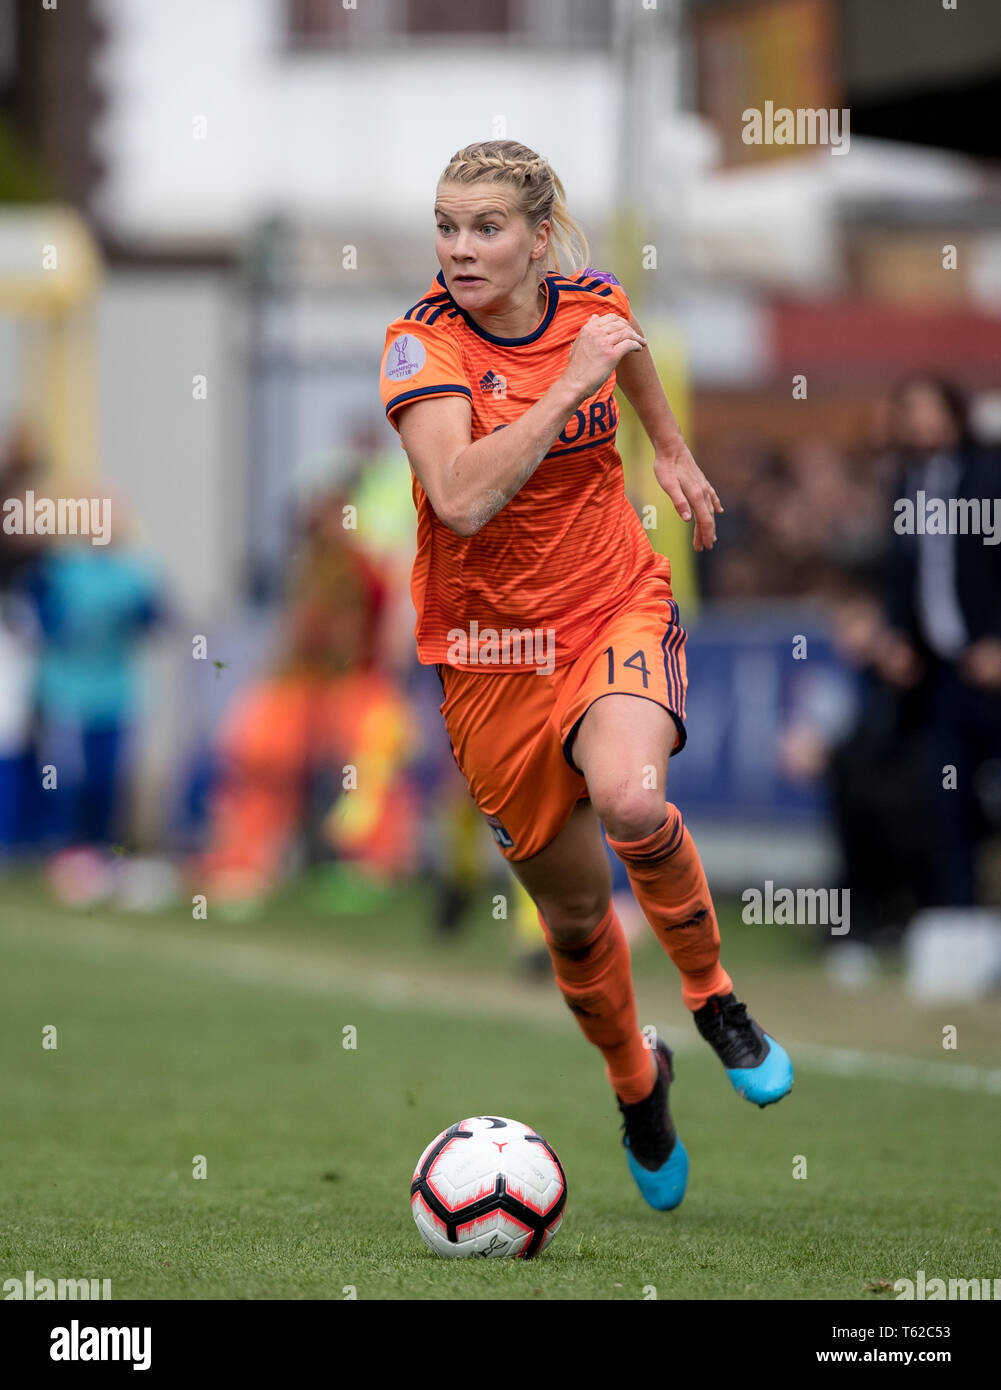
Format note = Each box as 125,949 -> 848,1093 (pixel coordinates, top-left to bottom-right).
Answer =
410,1115 -> 567,1259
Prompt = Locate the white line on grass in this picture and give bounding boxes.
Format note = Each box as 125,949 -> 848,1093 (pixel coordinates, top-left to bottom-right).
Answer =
4,910 -> 1001,1097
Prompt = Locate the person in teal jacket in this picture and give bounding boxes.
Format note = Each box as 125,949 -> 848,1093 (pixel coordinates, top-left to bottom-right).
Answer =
19,539 -> 165,847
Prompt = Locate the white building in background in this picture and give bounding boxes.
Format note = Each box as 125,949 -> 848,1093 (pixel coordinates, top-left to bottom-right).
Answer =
93,0 -> 623,255
86,0 -> 676,617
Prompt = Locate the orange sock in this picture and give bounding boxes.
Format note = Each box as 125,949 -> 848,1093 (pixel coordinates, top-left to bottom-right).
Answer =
538,902 -> 657,1103
606,804 -> 733,1012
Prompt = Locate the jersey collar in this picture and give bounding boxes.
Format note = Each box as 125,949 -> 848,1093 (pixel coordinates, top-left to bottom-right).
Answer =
434,270 -> 560,346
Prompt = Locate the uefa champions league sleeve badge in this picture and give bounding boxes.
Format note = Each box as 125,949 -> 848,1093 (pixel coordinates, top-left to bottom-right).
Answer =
385,333 -> 428,382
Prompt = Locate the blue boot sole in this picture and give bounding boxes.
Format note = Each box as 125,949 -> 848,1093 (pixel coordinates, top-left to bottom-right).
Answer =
725,1034 -> 794,1107
625,1134 -> 689,1211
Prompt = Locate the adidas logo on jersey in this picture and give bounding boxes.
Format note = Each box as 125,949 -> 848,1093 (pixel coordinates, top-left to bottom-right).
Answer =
479,369 -> 507,399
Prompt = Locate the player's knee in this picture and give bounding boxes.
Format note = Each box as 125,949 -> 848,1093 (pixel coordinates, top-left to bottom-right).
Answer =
538,889 -> 610,947
592,786 -> 666,844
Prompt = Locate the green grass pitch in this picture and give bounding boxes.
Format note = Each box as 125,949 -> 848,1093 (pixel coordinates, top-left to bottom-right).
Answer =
1,872 -> 999,1300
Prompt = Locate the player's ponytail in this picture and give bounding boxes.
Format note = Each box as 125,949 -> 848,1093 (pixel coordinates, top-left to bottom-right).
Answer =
546,166 -> 591,277
438,140 -> 590,276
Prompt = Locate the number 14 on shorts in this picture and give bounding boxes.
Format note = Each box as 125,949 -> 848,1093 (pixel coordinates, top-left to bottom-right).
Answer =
603,646 -> 650,688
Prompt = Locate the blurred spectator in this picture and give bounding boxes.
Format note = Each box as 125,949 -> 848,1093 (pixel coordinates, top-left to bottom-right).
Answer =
197,488 -> 419,913
695,434 -> 885,601
779,585 -> 934,969
874,374 -> 1001,907
15,502 -> 165,852
0,422 -> 47,850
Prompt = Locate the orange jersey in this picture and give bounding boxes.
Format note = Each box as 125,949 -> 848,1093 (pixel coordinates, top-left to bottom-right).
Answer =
379,268 -> 671,669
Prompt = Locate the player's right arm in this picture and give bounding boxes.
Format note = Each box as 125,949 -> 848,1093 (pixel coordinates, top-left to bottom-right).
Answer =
392,313 -> 645,538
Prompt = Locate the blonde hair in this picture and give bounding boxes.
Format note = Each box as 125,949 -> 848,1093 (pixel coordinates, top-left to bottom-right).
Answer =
437,140 -> 590,276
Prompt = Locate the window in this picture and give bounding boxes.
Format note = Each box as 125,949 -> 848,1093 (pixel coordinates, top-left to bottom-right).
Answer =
285,0 -> 610,49
409,0 -> 511,35
287,0 -> 354,43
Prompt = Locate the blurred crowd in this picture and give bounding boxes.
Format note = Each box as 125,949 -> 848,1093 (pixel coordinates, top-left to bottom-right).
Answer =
695,435 -> 888,605
0,423 -> 501,938
757,377 -> 1001,962
1,373 -> 999,972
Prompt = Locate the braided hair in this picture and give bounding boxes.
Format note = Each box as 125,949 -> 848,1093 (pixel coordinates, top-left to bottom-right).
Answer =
437,140 -> 590,276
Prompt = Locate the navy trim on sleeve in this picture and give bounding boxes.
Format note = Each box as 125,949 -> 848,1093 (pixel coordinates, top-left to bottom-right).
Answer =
385,383 -> 473,417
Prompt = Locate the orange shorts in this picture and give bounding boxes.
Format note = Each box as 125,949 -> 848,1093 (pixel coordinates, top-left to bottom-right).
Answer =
434,576 -> 688,862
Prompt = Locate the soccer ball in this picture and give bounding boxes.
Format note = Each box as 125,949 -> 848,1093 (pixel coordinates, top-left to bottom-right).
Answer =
410,1115 -> 567,1259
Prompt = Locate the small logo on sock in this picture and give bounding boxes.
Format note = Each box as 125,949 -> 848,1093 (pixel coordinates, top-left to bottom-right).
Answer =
664,908 -> 709,932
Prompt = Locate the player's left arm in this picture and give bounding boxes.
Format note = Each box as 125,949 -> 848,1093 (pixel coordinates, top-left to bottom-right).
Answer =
614,310 -> 723,552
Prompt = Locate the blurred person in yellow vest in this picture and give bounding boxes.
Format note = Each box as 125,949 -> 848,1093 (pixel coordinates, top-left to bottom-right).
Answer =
197,487 -> 418,915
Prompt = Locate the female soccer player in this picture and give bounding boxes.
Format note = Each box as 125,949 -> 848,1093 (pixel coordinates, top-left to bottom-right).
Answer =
379,140 -> 792,1211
